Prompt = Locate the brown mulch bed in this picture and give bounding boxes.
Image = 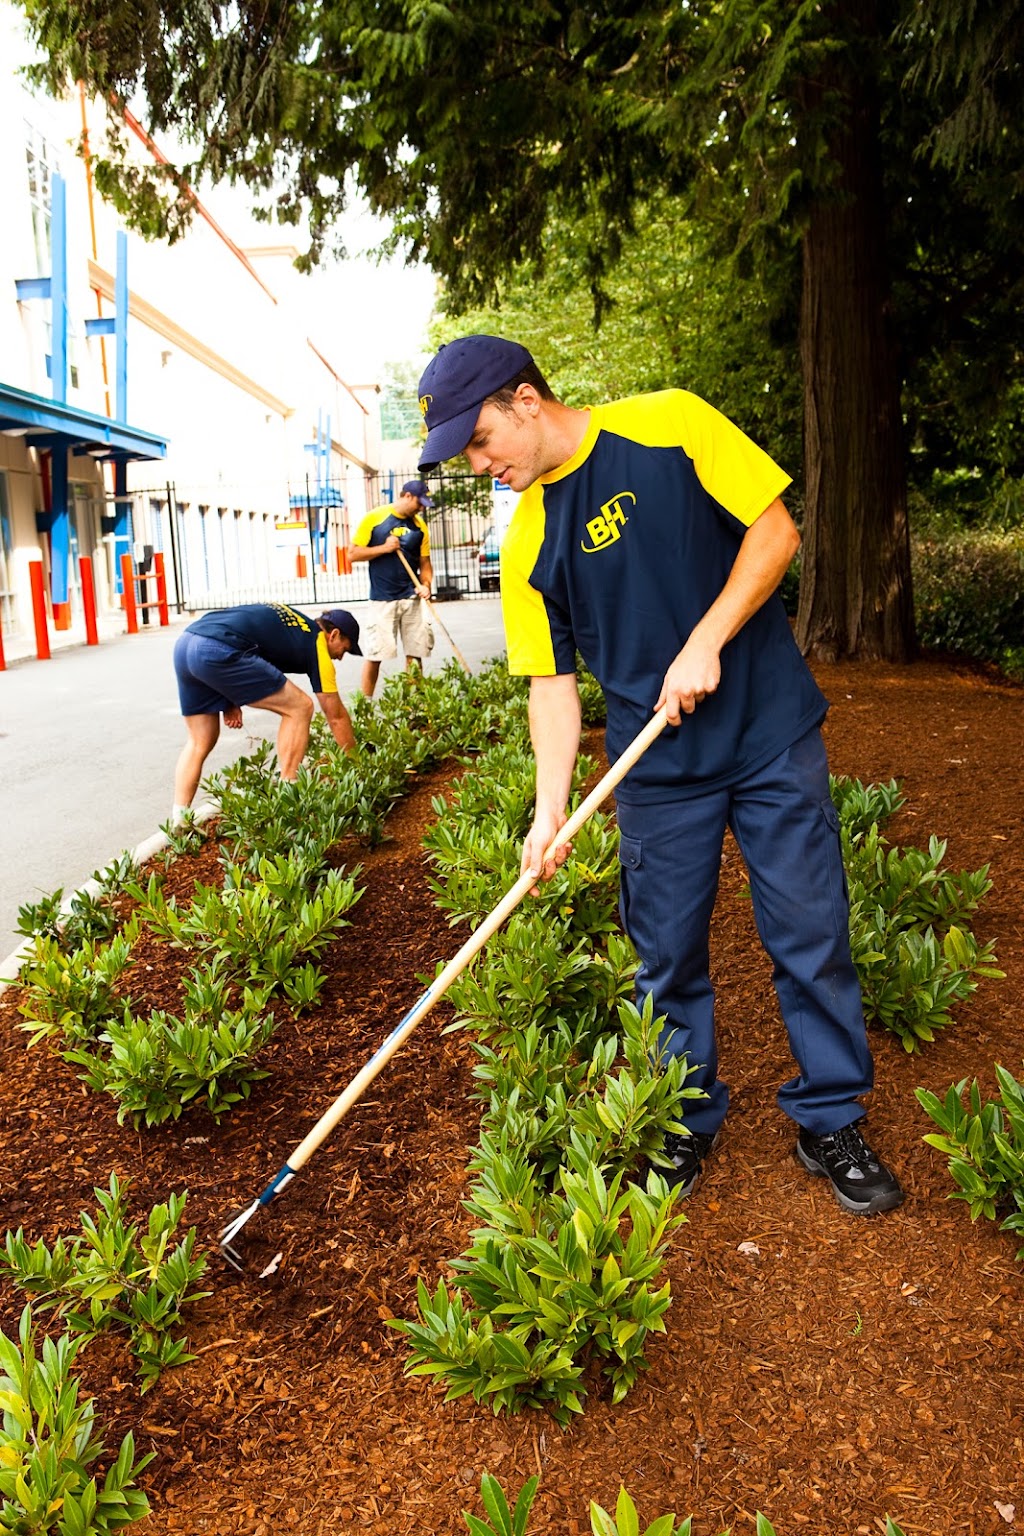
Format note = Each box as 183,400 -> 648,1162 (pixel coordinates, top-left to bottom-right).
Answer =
0,655 -> 1022,1536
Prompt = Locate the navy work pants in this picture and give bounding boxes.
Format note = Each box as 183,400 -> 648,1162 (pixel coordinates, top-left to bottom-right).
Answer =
616,727 -> 873,1137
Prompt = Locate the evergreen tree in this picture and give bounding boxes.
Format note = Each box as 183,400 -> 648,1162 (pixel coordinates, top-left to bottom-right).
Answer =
18,0 -> 1023,658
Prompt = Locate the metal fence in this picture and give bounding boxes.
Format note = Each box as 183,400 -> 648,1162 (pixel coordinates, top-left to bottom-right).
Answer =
122,466 -> 499,614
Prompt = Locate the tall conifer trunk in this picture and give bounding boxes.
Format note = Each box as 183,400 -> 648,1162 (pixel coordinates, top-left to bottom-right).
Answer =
795,5 -> 915,662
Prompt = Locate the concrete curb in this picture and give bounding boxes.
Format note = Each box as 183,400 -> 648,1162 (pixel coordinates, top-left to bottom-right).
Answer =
0,802 -> 219,997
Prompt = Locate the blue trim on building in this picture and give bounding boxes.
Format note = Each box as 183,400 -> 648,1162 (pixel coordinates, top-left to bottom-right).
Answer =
0,382 -> 167,462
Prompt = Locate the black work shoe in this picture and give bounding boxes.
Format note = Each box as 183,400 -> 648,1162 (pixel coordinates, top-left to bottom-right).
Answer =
796,1122 -> 904,1215
660,1130 -> 718,1197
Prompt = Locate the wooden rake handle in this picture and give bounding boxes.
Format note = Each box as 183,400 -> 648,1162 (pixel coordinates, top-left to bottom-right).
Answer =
395,545 -> 472,674
285,702 -> 669,1173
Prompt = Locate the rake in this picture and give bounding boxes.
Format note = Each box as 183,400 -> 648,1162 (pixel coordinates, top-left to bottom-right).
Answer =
394,545 -> 472,675
218,702 -> 669,1269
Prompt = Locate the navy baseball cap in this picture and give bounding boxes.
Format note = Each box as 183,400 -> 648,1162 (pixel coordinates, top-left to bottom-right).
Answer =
401,478 -> 434,507
418,335 -> 534,470
318,608 -> 362,655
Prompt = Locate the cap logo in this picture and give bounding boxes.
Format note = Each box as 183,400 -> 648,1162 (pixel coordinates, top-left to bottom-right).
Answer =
419,393 -> 432,417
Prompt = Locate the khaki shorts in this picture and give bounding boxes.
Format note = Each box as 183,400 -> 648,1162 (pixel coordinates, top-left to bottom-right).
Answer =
362,597 -> 435,662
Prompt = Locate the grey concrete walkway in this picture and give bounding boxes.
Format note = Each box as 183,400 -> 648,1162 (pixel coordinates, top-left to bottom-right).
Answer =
0,598 -> 506,965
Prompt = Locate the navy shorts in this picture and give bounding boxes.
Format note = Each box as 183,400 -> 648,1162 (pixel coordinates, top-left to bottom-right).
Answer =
173,630 -> 287,716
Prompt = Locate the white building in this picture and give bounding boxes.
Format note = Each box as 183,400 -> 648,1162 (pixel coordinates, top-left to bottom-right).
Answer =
0,5 -> 400,658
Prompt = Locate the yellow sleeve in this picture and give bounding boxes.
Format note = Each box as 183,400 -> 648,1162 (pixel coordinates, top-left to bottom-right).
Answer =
352,506 -> 387,546
602,391 -> 792,527
416,514 -> 431,558
315,632 -> 338,694
500,491 -> 560,676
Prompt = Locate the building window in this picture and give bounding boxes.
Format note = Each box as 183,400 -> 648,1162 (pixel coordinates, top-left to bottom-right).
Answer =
25,121 -> 53,276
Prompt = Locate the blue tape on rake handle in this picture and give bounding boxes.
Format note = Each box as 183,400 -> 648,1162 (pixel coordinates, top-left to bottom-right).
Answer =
220,704 -> 668,1235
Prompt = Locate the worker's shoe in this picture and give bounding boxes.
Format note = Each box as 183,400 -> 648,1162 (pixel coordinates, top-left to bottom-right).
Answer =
659,1129 -> 719,1197
796,1121 -> 904,1215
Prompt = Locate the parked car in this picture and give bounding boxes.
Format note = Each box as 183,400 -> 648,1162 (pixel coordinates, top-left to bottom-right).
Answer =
477,526 -> 501,591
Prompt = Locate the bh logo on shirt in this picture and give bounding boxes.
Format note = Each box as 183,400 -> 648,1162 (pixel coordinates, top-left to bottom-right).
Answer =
581,491 -> 636,554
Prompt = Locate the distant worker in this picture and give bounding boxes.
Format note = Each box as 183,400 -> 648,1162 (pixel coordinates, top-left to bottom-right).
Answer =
171,603 -> 361,820
348,479 -> 435,697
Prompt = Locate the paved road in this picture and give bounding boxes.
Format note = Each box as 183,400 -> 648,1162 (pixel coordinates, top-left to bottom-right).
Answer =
0,598 -> 506,967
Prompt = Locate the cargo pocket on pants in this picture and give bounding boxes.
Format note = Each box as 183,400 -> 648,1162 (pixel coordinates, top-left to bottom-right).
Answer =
618,833 -> 662,969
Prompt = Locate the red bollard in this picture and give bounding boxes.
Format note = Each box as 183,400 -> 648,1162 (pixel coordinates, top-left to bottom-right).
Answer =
0,619 -> 6,671
29,560 -> 51,660
154,551 -> 170,626
120,553 -> 139,634
80,556 -> 99,646
296,550 -> 307,579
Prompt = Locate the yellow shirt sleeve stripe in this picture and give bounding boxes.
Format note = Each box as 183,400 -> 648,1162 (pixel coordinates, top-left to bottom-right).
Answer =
315,631 -> 338,694
352,506 -> 392,547
501,494 -> 559,675
599,392 -> 791,526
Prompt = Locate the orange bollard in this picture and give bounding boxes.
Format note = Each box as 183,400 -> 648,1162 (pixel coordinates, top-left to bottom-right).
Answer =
154,551 -> 170,626
296,550 -> 307,579
0,618 -> 6,671
120,553 -> 138,634
29,560 -> 51,660
80,556 -> 99,646
52,601 -> 73,631
336,545 -> 352,575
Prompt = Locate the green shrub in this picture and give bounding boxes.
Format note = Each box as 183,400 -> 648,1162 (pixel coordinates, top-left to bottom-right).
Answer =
392,1163 -> 685,1422
461,1473 -> 911,1536
14,856 -> 136,955
913,529 -> 1024,680
0,1176 -> 210,1392
18,930 -> 137,1047
69,991 -> 275,1126
832,790 -> 1003,1053
0,1306 -> 153,1532
917,1066 -> 1024,1258
829,774 -> 904,837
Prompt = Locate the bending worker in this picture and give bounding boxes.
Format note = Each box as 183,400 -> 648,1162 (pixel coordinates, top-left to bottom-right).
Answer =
172,602 -> 361,819
348,478 -> 434,697
415,333 -> 903,1219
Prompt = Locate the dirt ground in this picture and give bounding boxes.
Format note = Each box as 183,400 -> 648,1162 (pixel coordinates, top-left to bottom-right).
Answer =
0,654 -> 1022,1536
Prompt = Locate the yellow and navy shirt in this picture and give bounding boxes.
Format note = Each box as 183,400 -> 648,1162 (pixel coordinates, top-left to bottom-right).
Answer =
501,390 -> 826,802
187,603 -> 338,695
352,504 -> 431,601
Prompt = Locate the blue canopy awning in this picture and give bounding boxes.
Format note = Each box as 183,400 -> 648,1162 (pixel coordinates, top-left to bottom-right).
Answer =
0,380 -> 167,464
289,487 -> 346,509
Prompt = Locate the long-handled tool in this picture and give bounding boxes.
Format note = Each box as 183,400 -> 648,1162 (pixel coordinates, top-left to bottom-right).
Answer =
395,545 -> 472,675
218,703 -> 669,1269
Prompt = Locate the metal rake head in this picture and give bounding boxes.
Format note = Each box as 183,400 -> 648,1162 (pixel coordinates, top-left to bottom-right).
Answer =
217,1199 -> 260,1272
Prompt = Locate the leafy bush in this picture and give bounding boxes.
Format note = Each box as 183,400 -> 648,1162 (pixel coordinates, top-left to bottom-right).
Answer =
474,996 -> 703,1181
913,529 -> 1024,680
0,1306 -> 153,1532
829,774 -> 905,837
130,858 -> 362,991
14,855 -> 137,956
842,821 -> 1003,1051
68,989 -> 276,1125
917,1066 -> 1024,1258
461,1473 -> 912,1536
392,1163 -> 685,1422
17,930 -> 137,1047
0,1176 -> 210,1392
